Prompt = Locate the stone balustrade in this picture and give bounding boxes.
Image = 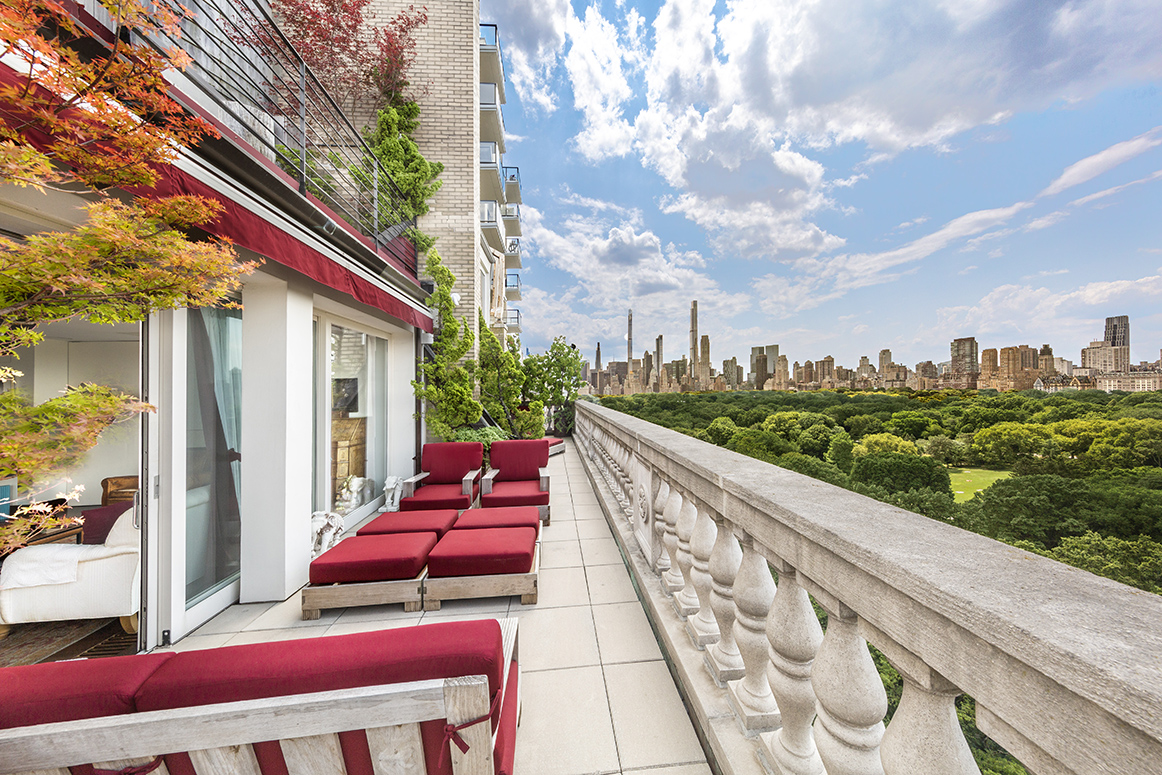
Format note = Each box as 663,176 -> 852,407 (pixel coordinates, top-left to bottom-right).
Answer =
575,400 -> 1162,775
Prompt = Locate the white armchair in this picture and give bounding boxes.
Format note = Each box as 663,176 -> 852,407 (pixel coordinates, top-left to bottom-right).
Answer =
0,509 -> 140,639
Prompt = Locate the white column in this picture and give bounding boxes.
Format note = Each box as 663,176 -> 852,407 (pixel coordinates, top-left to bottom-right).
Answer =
651,477 -> 670,573
727,531 -> 780,732
686,505 -> 720,646
240,273 -> 314,603
673,496 -> 700,617
661,487 -> 685,592
813,610 -> 887,775
764,566 -> 825,775
706,515 -> 745,684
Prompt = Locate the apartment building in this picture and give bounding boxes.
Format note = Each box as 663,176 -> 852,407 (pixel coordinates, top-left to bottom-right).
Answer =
373,0 -> 524,351
1,0 -> 437,646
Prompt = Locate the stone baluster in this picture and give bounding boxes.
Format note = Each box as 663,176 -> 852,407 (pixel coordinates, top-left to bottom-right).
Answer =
727,531 -> 780,732
673,495 -> 700,617
652,478 -> 671,573
706,515 -> 745,684
763,563 -> 825,775
872,625 -> 978,775
812,605 -> 887,775
660,487 -> 685,592
686,504 -> 721,647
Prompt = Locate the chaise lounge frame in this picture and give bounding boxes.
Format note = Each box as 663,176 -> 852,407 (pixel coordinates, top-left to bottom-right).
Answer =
0,620 -> 519,775
423,541 -> 540,611
301,567 -> 427,619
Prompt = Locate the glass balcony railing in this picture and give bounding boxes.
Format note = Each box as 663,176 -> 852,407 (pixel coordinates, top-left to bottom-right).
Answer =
502,166 -> 520,186
500,203 -> 520,220
506,238 -> 520,255
480,142 -> 500,165
481,82 -> 499,107
479,200 -> 498,223
479,23 -> 499,48
506,309 -> 521,328
144,0 -> 418,275
505,273 -> 521,290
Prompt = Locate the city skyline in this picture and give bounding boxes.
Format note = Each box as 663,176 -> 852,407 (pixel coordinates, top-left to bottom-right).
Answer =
480,0 -> 1162,369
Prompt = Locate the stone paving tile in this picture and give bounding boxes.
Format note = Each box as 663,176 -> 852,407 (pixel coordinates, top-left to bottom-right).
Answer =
541,519 -> 579,541
190,602 -> 271,635
605,660 -> 707,770
324,617 -> 423,637
585,563 -> 639,605
223,625 -> 331,646
540,539 -> 583,568
576,518 -> 614,540
509,604 -> 599,672
593,601 -> 664,664
513,666 -> 620,775
243,589 -> 342,631
536,566 -> 591,608
580,537 -> 625,566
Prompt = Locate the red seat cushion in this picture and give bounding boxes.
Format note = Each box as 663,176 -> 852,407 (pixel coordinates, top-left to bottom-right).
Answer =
134,620 -> 505,720
493,661 -> 519,775
400,483 -> 479,511
357,509 -> 459,538
489,439 -> 549,482
309,533 -> 436,584
0,652 -> 174,729
480,480 -> 549,509
427,527 -> 536,577
421,442 -> 483,484
453,507 -> 540,531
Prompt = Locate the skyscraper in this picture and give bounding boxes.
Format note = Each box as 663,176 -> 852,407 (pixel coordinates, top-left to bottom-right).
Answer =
700,335 -> 710,387
951,337 -> 979,374
689,300 -> 699,385
879,349 -> 892,374
626,309 -> 633,380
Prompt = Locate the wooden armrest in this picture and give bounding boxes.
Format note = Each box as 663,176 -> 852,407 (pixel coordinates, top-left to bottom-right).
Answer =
402,471 -> 428,499
539,466 -> 550,493
462,468 -> 481,496
481,468 -> 499,495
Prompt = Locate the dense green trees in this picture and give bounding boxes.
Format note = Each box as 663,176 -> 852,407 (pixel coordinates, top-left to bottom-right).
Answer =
851,452 -> 952,495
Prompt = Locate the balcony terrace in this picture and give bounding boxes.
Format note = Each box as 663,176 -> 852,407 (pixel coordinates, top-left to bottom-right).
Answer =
481,142 -> 504,201
501,203 -> 522,237
506,272 -> 522,301
505,238 -> 523,269
503,166 -> 522,204
167,439 -> 711,775
480,82 -> 506,151
480,199 -> 505,252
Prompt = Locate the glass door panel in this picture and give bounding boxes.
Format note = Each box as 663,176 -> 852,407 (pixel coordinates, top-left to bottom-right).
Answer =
185,307 -> 242,608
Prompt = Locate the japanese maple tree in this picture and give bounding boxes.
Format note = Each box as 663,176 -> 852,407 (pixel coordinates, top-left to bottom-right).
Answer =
0,0 -> 253,546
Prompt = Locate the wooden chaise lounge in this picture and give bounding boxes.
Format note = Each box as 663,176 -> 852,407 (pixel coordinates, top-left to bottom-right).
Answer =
302,507 -> 542,618
0,618 -> 521,775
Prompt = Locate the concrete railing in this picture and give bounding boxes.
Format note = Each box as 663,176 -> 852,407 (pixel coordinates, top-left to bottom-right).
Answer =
575,401 -> 1162,775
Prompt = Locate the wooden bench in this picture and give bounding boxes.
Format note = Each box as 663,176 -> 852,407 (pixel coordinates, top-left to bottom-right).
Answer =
0,619 -> 520,775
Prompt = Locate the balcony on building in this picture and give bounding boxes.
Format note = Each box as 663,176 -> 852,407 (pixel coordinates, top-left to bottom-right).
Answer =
480,142 -> 503,202
505,308 -> 521,332
505,272 -> 521,301
135,0 -> 420,279
479,24 -> 506,105
500,202 -> 521,237
480,82 -> 506,151
502,165 -> 521,204
504,238 -> 522,269
479,200 -> 505,252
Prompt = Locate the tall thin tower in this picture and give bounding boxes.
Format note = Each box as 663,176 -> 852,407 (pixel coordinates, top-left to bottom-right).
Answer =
689,300 -> 699,385
627,309 -> 633,380
655,335 -> 663,384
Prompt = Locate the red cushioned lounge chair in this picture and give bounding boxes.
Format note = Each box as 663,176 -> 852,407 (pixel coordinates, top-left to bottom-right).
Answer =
423,526 -> 540,611
479,439 -> 551,524
0,618 -> 521,775
400,442 -> 484,512
301,533 -> 436,618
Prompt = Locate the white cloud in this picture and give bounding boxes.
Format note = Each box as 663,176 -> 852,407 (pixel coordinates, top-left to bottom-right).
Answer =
480,0 -> 572,112
1069,168 -> 1162,207
565,5 -> 637,160
1024,211 -> 1068,231
1040,127 -> 1162,197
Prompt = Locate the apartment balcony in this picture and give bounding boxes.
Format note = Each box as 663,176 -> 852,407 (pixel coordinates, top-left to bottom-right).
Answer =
480,142 -> 503,202
141,0 -> 419,276
503,166 -> 522,204
479,200 -> 505,253
479,24 -> 506,105
505,238 -> 522,269
480,82 -> 506,152
501,203 -> 522,237
505,272 -> 521,301
506,308 -> 521,333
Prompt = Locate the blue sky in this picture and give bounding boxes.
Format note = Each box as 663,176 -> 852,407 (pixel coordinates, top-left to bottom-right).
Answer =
479,0 -> 1162,372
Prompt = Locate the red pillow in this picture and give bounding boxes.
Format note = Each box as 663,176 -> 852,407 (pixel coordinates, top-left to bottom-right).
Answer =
490,440 -> 549,482
80,502 -> 134,544
421,442 -> 483,484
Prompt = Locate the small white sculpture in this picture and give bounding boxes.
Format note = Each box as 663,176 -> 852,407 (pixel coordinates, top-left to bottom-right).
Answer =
335,475 -> 374,515
382,475 -> 404,512
311,510 -> 344,557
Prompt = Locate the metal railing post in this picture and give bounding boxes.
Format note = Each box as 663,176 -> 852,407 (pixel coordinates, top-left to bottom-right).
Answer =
298,59 -> 308,195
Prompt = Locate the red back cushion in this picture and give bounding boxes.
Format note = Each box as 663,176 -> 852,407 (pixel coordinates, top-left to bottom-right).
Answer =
0,653 -> 174,729
490,440 -> 549,482
80,501 -> 134,544
421,442 -> 483,484
134,620 -> 505,716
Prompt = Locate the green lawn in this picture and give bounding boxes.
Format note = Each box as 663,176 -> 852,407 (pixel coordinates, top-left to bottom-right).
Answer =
948,467 -> 1011,502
